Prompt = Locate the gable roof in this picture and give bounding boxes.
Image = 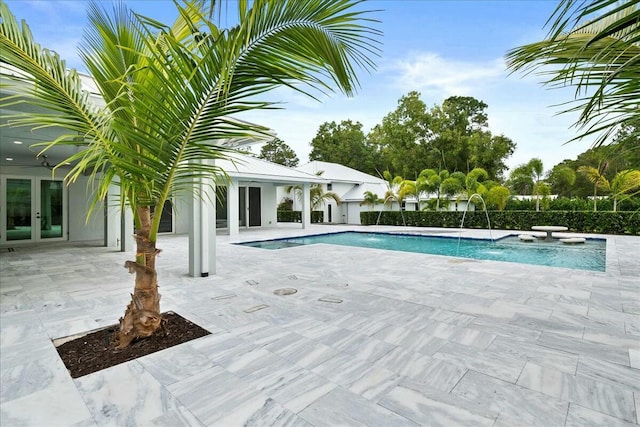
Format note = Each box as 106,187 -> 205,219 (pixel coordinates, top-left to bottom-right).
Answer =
296,161 -> 384,184
217,154 -> 327,185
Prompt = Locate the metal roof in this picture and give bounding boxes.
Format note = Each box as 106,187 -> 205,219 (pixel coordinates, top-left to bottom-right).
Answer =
296,161 -> 385,184
217,154 -> 328,185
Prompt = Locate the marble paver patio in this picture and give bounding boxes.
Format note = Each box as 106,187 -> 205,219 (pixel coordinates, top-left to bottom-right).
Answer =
1,225 -> 639,426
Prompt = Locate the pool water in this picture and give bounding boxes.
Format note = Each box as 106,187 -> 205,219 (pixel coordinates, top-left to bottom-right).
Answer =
239,231 -> 606,272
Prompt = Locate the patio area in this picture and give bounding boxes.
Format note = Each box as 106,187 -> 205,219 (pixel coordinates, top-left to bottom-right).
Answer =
1,225 -> 639,426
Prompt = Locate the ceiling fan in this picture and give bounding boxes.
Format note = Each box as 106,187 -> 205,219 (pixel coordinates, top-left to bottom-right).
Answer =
38,155 -> 72,170
40,155 -> 55,169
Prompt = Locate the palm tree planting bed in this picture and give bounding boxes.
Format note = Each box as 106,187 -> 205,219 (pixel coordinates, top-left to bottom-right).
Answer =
54,312 -> 210,378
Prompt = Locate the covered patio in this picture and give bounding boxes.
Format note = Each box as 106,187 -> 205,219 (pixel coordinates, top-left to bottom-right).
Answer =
1,225 -> 639,426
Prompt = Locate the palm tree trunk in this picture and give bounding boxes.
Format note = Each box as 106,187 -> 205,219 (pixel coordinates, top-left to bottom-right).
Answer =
613,197 -> 617,212
116,205 -> 162,348
593,185 -> 598,212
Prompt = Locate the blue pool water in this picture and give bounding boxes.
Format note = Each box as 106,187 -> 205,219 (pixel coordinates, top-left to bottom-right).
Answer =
239,231 -> 606,272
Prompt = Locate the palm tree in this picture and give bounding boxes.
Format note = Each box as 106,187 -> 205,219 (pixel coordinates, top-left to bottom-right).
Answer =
440,172 -> 465,210
509,158 -> 545,211
285,171 -> 341,211
382,170 -> 408,224
486,185 -> 511,211
610,169 -> 640,211
0,0 -> 379,347
528,158 -> 545,212
415,168 -> 441,210
360,190 -> 383,209
464,167 -> 489,198
578,164 -> 610,211
506,0 -> 640,147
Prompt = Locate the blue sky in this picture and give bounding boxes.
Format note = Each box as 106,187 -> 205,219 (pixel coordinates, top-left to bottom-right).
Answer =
4,0 -> 596,174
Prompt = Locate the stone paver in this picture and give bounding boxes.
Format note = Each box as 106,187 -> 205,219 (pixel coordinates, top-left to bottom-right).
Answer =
1,225 -> 639,426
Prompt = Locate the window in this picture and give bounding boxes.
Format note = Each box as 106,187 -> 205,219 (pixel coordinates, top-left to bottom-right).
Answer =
327,183 -> 332,190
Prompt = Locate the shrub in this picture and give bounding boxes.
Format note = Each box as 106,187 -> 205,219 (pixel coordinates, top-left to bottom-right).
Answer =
277,210 -> 324,223
277,210 -> 301,222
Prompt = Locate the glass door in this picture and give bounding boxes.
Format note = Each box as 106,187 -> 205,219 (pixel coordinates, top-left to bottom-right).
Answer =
1,176 -> 67,244
38,179 -> 64,240
4,178 -> 32,241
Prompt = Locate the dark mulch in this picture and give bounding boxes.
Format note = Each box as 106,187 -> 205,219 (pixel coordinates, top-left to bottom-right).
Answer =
54,312 -> 211,378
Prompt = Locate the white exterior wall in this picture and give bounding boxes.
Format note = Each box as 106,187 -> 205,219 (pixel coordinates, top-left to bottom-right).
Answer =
68,175 -> 104,242
259,183 -> 278,227
173,192 -> 191,234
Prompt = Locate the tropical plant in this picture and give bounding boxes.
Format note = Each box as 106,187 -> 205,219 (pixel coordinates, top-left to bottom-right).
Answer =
0,0 -> 379,347
485,185 -> 511,211
285,172 -> 342,211
509,158 -> 546,211
381,170 -> 410,224
464,167 -> 489,198
578,164 -> 610,211
506,0 -> 640,148
414,169 -> 440,210
610,169 -> 640,211
360,190 -> 383,209
439,171 -> 466,207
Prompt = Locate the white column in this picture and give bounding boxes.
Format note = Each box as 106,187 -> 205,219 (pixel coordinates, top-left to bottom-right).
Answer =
104,185 -> 120,248
120,207 -> 134,252
227,178 -> 239,236
188,163 -> 216,277
302,183 -> 311,229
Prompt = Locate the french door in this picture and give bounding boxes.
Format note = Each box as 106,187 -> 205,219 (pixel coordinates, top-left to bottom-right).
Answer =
1,176 -> 67,244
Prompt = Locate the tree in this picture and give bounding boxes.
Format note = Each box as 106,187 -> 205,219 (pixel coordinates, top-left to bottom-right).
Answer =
578,164 -> 610,211
508,158 -> 545,211
610,170 -> 640,211
360,190 -> 383,209
381,170 -> 412,223
416,169 -> 441,210
506,0 -> 640,148
258,138 -> 299,167
528,158 -> 545,212
464,167 -> 489,199
369,92 -> 430,178
309,120 -> 377,174
0,0 -> 379,347
440,171 -> 466,206
547,165 -> 576,197
486,185 -> 511,211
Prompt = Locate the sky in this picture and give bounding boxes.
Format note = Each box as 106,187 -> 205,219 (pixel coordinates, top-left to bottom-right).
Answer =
4,0 -> 598,175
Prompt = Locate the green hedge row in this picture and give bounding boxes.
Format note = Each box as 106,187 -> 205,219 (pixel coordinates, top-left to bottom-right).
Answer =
505,197 -> 640,211
277,210 -> 324,223
360,210 -> 640,235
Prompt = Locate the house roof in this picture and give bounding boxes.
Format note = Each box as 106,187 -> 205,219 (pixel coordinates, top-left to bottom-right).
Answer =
296,161 -> 384,184
341,182 -> 388,202
217,154 -> 328,185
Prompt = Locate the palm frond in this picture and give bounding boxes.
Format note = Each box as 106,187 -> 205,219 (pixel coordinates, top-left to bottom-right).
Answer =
506,0 -> 640,147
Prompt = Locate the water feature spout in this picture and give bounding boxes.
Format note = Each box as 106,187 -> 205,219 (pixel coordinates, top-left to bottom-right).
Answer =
457,193 -> 493,256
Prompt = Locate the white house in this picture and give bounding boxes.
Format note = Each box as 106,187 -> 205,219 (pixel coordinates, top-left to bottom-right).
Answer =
277,161 -> 413,225
278,161 -> 477,225
0,65 -> 324,276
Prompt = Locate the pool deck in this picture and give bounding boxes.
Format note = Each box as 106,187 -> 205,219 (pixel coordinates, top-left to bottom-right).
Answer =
1,225 -> 639,426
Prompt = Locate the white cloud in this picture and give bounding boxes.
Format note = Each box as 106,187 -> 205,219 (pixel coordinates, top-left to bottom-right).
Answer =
392,52 -> 505,96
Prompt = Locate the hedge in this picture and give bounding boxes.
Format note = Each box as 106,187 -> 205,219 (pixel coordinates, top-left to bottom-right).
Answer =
360,210 -> 640,235
506,197 -> 640,211
277,210 -> 324,223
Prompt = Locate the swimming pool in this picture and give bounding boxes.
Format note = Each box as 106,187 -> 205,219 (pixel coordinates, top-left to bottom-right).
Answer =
238,231 -> 606,272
